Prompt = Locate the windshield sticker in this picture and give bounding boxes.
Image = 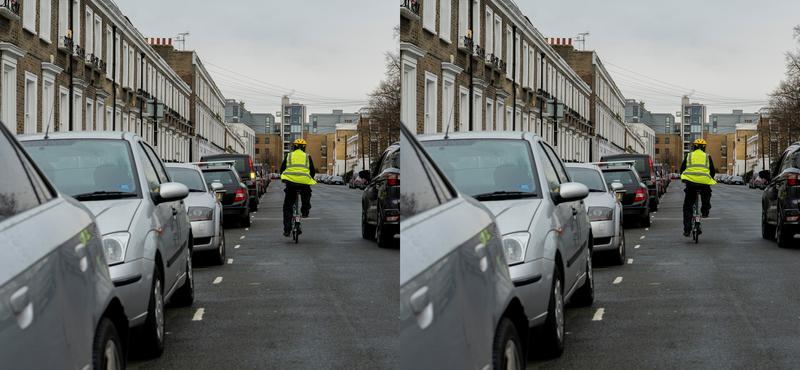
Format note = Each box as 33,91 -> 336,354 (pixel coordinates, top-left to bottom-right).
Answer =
519,184 -> 531,191
119,184 -> 131,191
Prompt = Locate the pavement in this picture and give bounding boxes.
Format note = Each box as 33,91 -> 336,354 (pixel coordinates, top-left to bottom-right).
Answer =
527,181 -> 800,369
128,181 -> 399,369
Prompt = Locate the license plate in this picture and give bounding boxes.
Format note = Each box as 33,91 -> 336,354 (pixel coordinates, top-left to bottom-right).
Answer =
217,193 -> 222,199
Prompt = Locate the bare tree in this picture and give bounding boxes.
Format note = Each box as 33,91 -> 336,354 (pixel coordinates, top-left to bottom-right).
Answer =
366,49 -> 401,162
768,25 -> 800,160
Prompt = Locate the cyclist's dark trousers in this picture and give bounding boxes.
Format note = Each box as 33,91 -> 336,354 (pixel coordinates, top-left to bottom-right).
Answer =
283,183 -> 312,232
683,183 -> 712,232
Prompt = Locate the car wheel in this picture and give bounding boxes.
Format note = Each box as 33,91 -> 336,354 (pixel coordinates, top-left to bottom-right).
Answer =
492,317 -> 524,370
242,209 -> 251,227
612,225 -> 625,266
250,196 -> 258,212
650,195 -> 659,212
92,317 -> 123,370
776,208 -> 795,248
361,206 -> 376,240
762,206 -> 776,240
376,211 -> 395,248
533,266 -> 565,358
140,266 -> 165,358
642,208 -> 651,227
570,244 -> 594,307
213,226 -> 226,266
171,244 -> 194,307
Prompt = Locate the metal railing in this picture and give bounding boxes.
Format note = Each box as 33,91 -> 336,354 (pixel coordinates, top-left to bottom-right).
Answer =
400,0 -> 420,16
59,36 -> 74,52
1,0 -> 19,16
74,44 -> 85,59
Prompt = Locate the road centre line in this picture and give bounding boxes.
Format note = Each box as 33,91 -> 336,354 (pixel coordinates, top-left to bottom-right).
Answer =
192,308 -> 205,321
645,228 -> 649,231
240,236 -> 245,240
227,259 -> 233,264
635,245 -> 640,249
592,308 -> 605,321
245,228 -> 249,231
627,259 -> 633,264
613,277 -> 623,284
640,236 -> 645,240
213,277 -> 223,284
235,244 -> 240,249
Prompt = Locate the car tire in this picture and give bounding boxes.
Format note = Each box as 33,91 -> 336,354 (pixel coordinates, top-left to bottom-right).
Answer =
362,206 -> 376,240
776,208 -> 795,248
492,317 -> 524,370
250,196 -> 258,212
140,266 -> 165,358
212,226 -> 226,266
171,243 -> 194,307
376,217 -> 395,248
92,317 -> 124,370
762,207 -> 776,240
533,266 -> 565,359
242,208 -> 251,228
612,225 -> 625,266
650,195 -> 659,212
569,245 -> 594,307
642,208 -> 651,227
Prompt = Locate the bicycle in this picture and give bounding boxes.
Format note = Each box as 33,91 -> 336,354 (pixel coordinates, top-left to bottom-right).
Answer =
291,191 -> 302,243
690,191 -> 702,243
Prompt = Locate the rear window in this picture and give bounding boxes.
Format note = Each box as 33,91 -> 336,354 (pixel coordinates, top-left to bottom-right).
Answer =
202,156 -> 248,175
202,170 -> 239,185
602,156 -> 647,174
602,170 -> 638,185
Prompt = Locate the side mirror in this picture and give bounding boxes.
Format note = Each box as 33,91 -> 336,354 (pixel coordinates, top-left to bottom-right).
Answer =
359,170 -> 371,181
553,182 -> 589,204
759,170 -> 770,181
154,182 -> 189,204
611,182 -> 625,193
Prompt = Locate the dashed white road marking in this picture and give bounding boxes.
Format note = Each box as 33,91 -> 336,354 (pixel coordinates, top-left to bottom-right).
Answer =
640,236 -> 645,240
627,259 -> 633,264
635,244 -> 641,249
235,244 -> 240,249
645,228 -> 649,231
245,228 -> 249,231
227,259 -> 233,264
240,236 -> 245,240
613,277 -> 623,284
592,308 -> 605,321
192,308 -> 205,321
213,277 -> 223,284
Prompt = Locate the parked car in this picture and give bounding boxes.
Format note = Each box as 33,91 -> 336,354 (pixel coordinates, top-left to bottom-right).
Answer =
760,142 -> 800,248
1,124 -> 129,369
351,175 -> 366,189
567,163 -> 626,265
199,162 -> 251,227
201,154 -> 258,211
20,131 -> 194,358
419,131 -> 592,358
254,165 -> 266,196
399,123 -> 528,370
166,163 -> 226,265
360,142 -> 400,248
330,176 -> 345,185
729,176 -> 745,185
598,161 -> 651,227
654,165 -> 666,196
601,153 -> 659,211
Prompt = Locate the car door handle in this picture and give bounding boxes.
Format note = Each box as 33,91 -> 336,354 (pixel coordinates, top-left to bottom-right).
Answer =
10,286 -> 34,329
410,286 -> 434,329
474,243 -> 488,272
75,243 -> 88,272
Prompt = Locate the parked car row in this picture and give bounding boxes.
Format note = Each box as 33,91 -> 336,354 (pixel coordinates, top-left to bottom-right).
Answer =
760,141 -> 800,248
2,124 -> 244,369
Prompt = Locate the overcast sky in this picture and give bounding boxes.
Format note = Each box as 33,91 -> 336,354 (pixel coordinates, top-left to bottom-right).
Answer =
117,0 -> 397,117
522,0 -> 800,117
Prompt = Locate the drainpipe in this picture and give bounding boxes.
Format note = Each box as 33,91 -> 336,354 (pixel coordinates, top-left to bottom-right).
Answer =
512,25 -> 516,131
68,0 -> 73,131
539,53 -> 544,137
112,25 -> 117,130
468,0 -> 473,131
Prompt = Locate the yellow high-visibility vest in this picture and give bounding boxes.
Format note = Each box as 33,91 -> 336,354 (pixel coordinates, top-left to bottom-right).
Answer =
280,150 -> 317,185
680,150 -> 716,185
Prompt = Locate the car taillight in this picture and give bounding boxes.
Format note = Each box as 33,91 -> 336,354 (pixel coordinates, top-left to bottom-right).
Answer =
787,215 -> 799,222
788,174 -> 798,186
235,189 -> 246,202
635,189 -> 646,202
387,215 -> 400,222
387,174 -> 399,186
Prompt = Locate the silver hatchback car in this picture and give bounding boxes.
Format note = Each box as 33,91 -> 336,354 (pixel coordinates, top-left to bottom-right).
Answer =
0,124 -> 127,369
20,131 -> 194,358
419,131 -> 592,358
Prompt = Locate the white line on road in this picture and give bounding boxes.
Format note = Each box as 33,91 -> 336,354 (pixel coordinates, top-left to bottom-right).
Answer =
640,236 -> 645,240
192,308 -> 205,321
235,244 -> 240,249
213,277 -> 223,284
245,228 -> 249,231
592,308 -> 605,321
240,236 -> 245,240
645,228 -> 649,231
227,259 -> 233,264
627,259 -> 633,264
613,277 -> 623,284
635,245 -> 640,249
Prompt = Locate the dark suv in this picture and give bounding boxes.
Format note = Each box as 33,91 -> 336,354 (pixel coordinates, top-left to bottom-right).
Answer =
201,154 -> 259,211
760,142 -> 800,247
601,153 -> 659,211
360,142 -> 400,248
199,162 -> 251,227
599,162 -> 651,227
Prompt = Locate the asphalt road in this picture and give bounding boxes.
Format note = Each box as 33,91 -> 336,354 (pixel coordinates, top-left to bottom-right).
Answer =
128,181 -> 399,369
527,181 -> 800,369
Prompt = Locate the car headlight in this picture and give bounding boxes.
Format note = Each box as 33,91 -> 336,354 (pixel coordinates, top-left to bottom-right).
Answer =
103,232 -> 130,266
188,206 -> 213,221
502,232 -> 530,266
588,207 -> 613,221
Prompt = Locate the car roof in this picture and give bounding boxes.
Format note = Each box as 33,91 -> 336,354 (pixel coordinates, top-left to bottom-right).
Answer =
165,163 -> 201,172
16,130 -> 136,142
416,131 -> 535,142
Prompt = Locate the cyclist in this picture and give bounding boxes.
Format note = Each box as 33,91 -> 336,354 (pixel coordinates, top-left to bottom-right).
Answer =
280,139 -> 317,237
680,138 -> 717,237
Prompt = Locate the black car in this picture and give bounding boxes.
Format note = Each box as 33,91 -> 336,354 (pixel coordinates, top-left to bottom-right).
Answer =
330,176 -> 345,185
199,163 -> 251,227
601,153 -> 659,211
599,162 -> 651,227
201,154 -> 259,211
760,142 -> 800,247
360,142 -> 400,248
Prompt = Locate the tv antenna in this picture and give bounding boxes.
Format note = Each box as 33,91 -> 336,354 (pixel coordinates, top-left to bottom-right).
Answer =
176,32 -> 190,50
576,32 -> 590,51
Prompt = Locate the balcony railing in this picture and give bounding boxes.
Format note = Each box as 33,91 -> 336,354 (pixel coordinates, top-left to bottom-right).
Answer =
400,0 -> 420,21
473,44 -> 485,60
458,35 -> 473,53
0,0 -> 19,20
74,44 -> 85,60
485,53 -> 506,71
85,53 -> 106,71
58,36 -> 74,54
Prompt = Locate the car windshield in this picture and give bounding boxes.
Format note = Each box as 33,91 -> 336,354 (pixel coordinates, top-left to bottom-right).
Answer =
168,168 -> 207,192
202,170 -> 239,186
22,139 -> 141,199
602,170 -> 638,185
421,139 -> 540,199
567,168 -> 606,192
